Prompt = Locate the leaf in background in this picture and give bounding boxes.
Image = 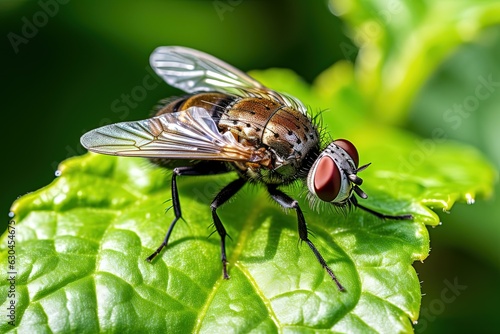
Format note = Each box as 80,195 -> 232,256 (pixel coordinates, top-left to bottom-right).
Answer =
0,69 -> 495,332
330,0 -> 500,124
408,25 -> 500,274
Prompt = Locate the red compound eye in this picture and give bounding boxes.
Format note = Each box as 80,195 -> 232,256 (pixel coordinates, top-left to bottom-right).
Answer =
334,139 -> 359,168
313,155 -> 341,202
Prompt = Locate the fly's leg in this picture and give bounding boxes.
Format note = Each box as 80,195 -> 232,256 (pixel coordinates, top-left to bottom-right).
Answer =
146,163 -> 228,262
210,177 -> 247,279
349,196 -> 413,220
267,186 -> 345,291
146,166 -> 197,262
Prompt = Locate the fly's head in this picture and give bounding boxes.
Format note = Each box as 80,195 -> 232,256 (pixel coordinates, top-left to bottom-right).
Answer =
307,139 -> 370,208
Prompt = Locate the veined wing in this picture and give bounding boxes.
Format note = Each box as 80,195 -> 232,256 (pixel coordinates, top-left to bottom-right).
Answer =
80,107 -> 267,163
150,46 -> 307,113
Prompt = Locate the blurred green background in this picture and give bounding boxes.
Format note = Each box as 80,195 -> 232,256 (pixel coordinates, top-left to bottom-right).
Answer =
1,0 -> 499,332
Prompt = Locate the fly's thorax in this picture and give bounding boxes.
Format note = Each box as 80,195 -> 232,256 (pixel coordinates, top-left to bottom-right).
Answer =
218,97 -> 277,147
218,97 -> 319,183
307,139 -> 362,204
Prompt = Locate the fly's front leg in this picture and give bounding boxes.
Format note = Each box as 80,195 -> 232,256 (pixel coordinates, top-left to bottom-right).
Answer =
267,186 -> 345,291
210,177 -> 247,279
146,163 -> 228,262
349,196 -> 413,220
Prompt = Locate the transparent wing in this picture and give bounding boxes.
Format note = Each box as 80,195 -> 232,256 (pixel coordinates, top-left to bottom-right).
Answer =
80,107 -> 266,163
150,46 -> 307,113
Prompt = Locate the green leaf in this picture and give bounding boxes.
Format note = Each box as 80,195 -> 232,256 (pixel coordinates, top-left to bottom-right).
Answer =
0,68 -> 495,333
329,0 -> 500,124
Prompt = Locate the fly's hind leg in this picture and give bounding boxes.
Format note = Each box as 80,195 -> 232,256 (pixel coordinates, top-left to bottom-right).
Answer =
146,162 -> 229,262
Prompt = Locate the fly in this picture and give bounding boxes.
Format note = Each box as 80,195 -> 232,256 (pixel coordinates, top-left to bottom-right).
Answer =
80,46 -> 412,291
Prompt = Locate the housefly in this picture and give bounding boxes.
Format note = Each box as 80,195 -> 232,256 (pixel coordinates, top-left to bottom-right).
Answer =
81,46 -> 412,291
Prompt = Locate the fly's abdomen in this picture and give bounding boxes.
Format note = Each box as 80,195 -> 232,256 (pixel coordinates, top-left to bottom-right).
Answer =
154,93 -> 234,118
150,93 -> 236,168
